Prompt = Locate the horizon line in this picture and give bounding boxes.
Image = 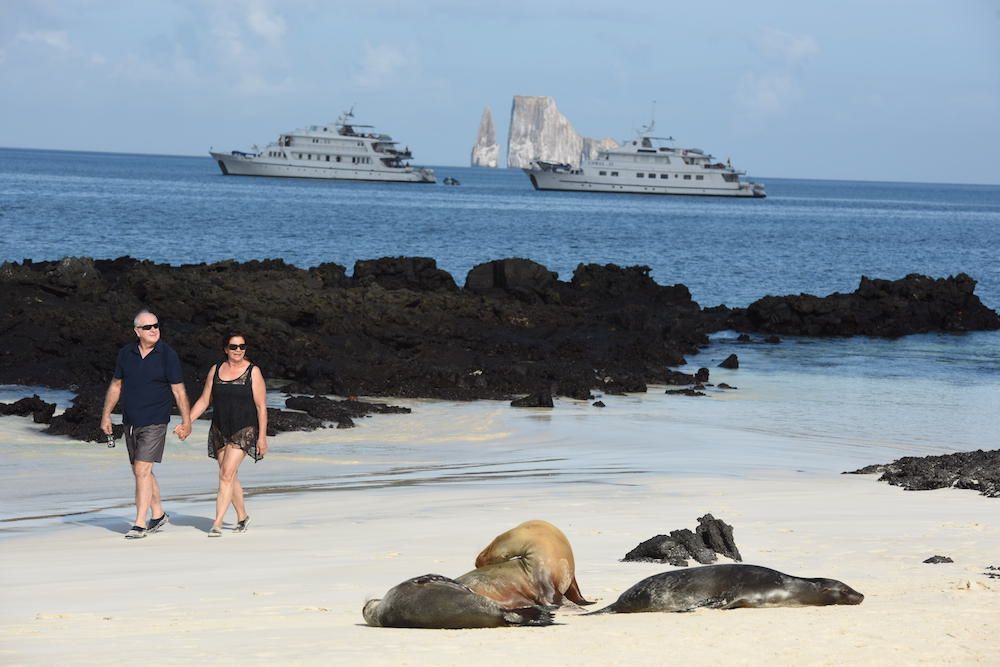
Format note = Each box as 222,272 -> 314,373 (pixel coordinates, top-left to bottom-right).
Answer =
1,145 -> 999,189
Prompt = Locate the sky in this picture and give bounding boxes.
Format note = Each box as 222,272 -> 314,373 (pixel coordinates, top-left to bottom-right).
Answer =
1,0 -> 998,184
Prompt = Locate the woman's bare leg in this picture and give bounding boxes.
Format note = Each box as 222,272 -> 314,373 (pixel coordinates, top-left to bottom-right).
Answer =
229,446 -> 248,521
212,445 -> 246,530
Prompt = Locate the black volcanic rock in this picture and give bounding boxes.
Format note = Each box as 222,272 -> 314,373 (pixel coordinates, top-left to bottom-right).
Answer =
266,408 -> 324,435
718,354 -> 739,369
623,514 -> 741,566
665,388 -> 707,397
848,449 -> 1000,498
696,514 -> 742,562
0,256 -> 717,402
511,391 -> 554,408
743,273 -> 1000,337
0,395 -> 56,423
665,369 -> 697,385
464,258 -> 558,302
45,388 -> 123,442
923,555 -> 953,564
353,256 -> 457,292
623,535 -> 696,567
284,395 -> 411,429
1,258 -> 996,423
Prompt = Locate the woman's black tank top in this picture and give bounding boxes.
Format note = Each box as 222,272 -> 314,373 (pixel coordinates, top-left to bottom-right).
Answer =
211,362 -> 258,440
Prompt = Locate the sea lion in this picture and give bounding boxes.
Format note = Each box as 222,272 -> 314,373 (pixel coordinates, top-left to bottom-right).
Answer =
456,519 -> 592,607
589,564 -> 864,614
362,574 -> 555,629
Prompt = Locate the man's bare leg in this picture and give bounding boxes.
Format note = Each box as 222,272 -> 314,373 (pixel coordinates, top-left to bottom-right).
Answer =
132,461 -> 154,528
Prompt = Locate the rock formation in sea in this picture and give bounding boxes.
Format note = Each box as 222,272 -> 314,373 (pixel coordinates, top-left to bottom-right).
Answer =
470,106 -> 499,168
1,258 -> 996,408
506,95 -> 618,168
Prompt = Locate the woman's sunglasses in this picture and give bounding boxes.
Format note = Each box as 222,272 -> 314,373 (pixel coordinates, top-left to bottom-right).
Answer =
227,343 -> 247,350
137,323 -> 160,330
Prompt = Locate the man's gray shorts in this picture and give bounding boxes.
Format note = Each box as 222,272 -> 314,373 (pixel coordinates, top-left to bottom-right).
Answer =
124,423 -> 168,464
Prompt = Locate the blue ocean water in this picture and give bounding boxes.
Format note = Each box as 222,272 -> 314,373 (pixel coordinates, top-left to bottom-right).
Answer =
1,147 -> 998,309
1,147 -> 998,474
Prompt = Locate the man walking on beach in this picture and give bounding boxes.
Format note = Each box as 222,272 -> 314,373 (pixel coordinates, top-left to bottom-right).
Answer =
101,309 -> 192,539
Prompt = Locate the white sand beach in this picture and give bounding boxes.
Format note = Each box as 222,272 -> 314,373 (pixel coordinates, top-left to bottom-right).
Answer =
1,387 -> 997,666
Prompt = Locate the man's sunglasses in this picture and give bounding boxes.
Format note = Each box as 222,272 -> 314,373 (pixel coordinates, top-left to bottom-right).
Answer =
136,323 -> 160,330
227,343 -> 247,350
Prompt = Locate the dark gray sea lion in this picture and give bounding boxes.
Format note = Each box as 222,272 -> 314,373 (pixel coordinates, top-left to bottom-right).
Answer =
589,564 -> 863,614
362,574 -> 555,629
457,519 -> 592,608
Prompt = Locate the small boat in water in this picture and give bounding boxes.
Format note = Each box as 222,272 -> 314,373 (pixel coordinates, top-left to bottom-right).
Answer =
210,109 -> 435,183
524,119 -> 764,198
443,176 -> 460,186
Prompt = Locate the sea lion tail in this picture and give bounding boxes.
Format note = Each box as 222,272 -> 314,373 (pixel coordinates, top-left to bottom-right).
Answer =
564,578 -> 595,606
582,604 -> 616,616
503,605 -> 556,627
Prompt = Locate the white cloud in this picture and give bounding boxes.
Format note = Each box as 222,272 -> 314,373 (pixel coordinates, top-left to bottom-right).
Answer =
235,71 -> 292,96
16,29 -> 70,51
736,28 -> 819,117
738,73 -> 797,115
353,42 -> 408,89
217,28 -> 246,59
109,47 -> 199,86
246,4 -> 286,43
757,28 -> 820,67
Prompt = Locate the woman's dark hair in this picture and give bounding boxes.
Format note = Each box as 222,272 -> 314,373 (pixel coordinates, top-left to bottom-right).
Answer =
223,331 -> 248,350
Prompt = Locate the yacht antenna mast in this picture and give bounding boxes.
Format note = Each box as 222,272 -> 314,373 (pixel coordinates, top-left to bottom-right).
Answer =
638,101 -> 656,135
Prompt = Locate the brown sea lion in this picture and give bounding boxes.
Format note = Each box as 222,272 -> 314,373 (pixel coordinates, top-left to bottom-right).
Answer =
588,564 -> 864,614
362,574 -> 554,629
456,519 -> 592,607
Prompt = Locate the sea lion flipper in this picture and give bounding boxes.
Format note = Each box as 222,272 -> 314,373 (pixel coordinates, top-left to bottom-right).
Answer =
503,606 -> 556,627
564,577 -> 595,605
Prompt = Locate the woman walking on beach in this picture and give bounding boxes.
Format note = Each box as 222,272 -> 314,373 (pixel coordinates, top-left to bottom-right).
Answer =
186,332 -> 268,536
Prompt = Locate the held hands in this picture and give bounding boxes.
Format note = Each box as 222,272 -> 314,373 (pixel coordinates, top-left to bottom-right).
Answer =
173,421 -> 192,440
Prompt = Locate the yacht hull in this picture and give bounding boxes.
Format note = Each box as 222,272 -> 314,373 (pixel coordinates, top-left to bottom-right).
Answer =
525,169 -> 765,197
210,152 -> 435,183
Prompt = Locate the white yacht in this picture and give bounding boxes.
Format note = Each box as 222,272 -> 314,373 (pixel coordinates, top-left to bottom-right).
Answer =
210,110 -> 435,183
524,121 -> 765,198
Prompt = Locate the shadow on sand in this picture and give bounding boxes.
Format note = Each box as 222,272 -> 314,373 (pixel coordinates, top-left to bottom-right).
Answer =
66,511 -> 216,534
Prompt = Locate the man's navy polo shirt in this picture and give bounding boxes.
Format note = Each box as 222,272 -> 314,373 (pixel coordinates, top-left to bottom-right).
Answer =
113,340 -> 184,426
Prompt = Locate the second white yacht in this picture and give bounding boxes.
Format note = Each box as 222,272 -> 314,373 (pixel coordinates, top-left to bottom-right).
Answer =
524,121 -> 764,197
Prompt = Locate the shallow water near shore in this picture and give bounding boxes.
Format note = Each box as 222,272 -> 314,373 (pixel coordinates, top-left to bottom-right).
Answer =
3,328 -> 997,532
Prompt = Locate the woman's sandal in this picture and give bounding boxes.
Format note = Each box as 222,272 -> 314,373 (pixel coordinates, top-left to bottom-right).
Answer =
124,525 -> 147,540
207,526 -> 223,537
234,516 -> 250,533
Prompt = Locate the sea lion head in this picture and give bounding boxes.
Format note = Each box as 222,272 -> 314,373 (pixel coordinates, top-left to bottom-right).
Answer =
362,598 -> 382,626
811,578 -> 864,605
